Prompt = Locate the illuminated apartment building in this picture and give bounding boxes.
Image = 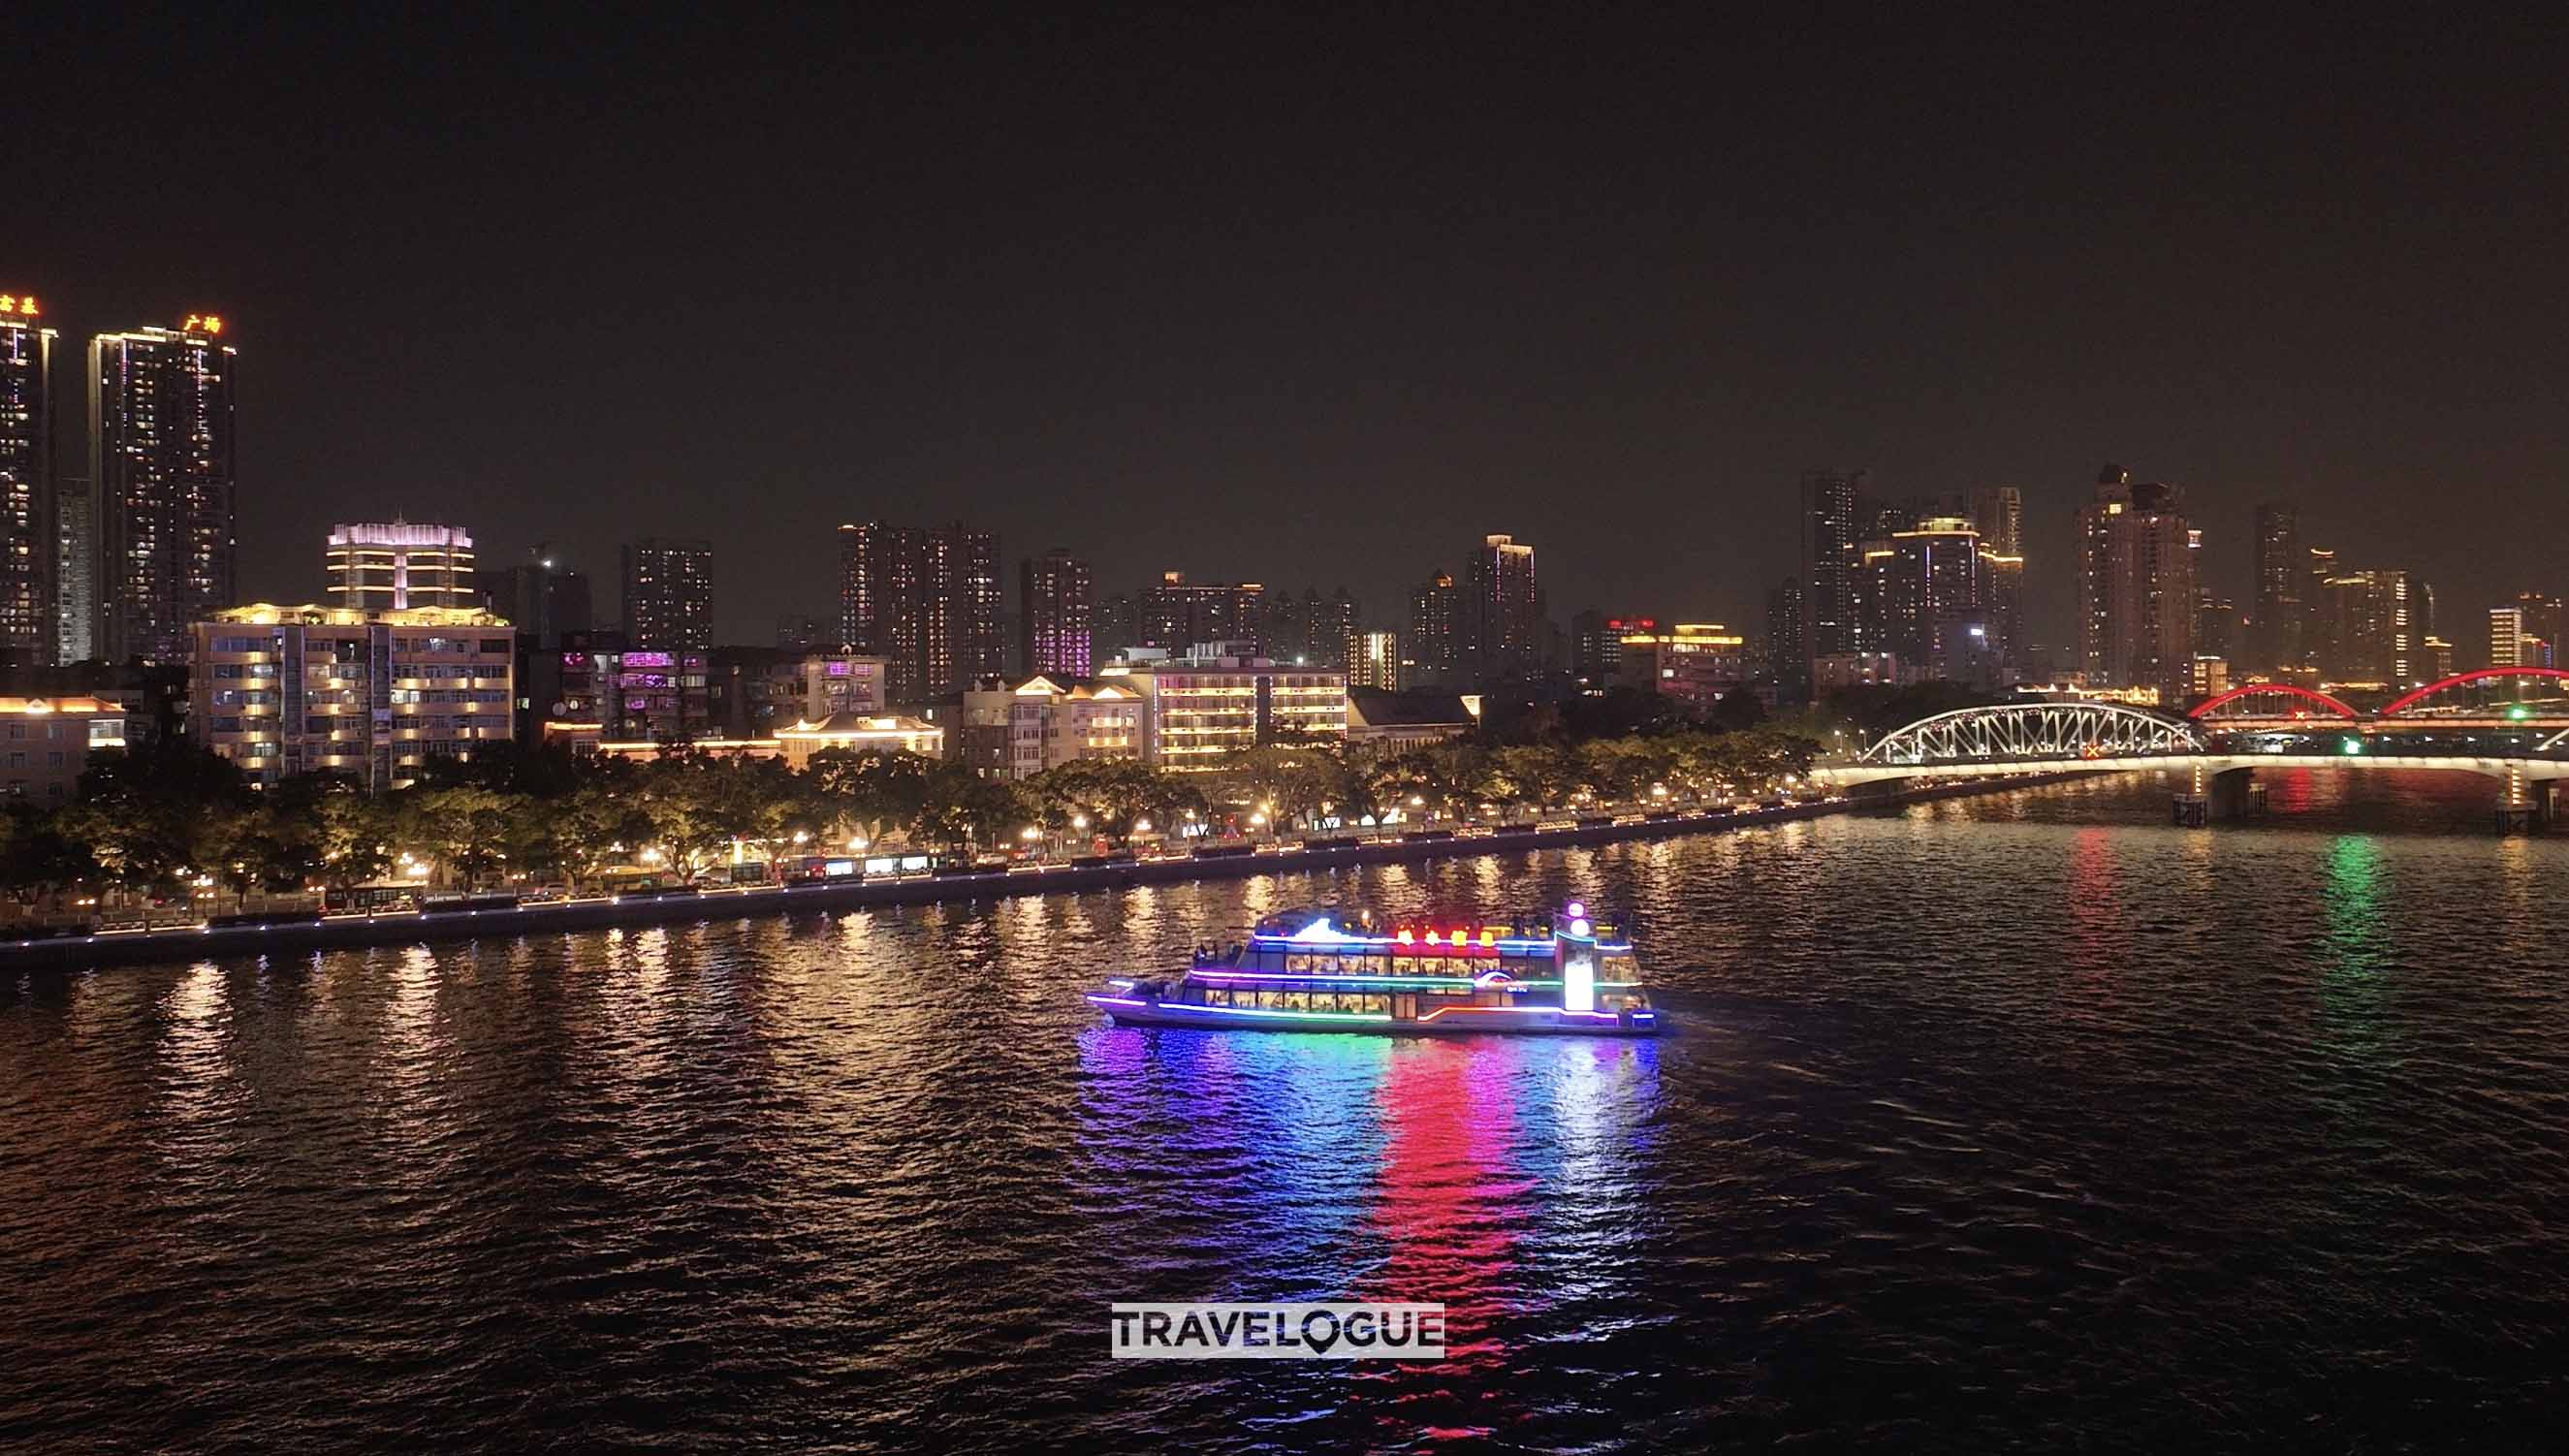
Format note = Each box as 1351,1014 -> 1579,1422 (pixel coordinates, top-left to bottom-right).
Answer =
0,293 -> 54,665
1111,650 -> 1347,771
189,603 -> 515,788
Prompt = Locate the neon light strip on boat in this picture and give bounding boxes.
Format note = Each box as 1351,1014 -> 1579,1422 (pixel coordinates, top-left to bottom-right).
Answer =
1416,1004 -> 1630,1024
1085,995 -> 1393,1024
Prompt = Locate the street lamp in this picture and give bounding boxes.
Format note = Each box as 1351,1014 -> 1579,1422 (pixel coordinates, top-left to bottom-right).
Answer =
848,836 -> 869,851
1134,818 -> 1152,834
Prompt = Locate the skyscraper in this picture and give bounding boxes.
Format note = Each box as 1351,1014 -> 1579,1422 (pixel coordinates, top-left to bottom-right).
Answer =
1764,579 -> 1806,697
2251,502 -> 2301,673
621,537 -> 714,651
1021,549 -> 1093,678
1407,571 -> 1461,686
2074,465 -> 2133,683
2318,569 -> 2420,683
1798,469 -> 1862,666
53,478 -> 90,664
837,521 -> 1001,700
1876,517 -> 1986,681
327,522 -> 476,610
1463,533 -> 1538,683
0,293 -> 52,666
92,316 -> 238,663
2100,481 -> 2194,702
1969,486 -> 2023,556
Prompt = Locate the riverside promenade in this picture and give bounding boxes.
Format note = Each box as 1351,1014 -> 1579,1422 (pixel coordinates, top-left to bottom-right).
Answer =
0,774 -> 2078,971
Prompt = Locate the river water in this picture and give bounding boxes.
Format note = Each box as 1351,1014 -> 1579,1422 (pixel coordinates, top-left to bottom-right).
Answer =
5,769 -> 2568,1452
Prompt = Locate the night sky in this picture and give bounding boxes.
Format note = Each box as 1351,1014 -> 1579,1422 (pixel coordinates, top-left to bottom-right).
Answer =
16,9 -> 2566,651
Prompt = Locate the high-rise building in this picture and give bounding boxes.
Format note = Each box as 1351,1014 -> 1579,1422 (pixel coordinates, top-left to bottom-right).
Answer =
1463,533 -> 1538,683
2490,592 -> 2564,670
2196,591 -> 2240,662
327,522 -> 476,611
1349,630 -> 1400,690
2319,570 -> 2421,684
2301,547 -> 2339,675
836,521 -> 1001,701
1136,572 -> 1264,653
1571,609 -> 1643,688
0,293 -> 52,666
2251,502 -> 2301,673
1870,517 -> 1986,681
2086,479 -> 2194,703
1092,591 -> 1140,664
493,544 -> 592,648
1020,549 -> 1093,679
942,525 -> 1003,685
1969,486 -> 2023,555
1799,470 -> 1863,667
1307,587 -> 1359,669
2074,465 -> 2133,683
52,479 -> 91,664
92,316 -> 238,663
620,537 -> 714,652
1764,579 -> 1806,697
1406,571 -> 1461,686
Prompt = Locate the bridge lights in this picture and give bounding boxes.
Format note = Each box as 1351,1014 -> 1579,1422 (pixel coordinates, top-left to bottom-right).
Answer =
2340,736 -> 2364,756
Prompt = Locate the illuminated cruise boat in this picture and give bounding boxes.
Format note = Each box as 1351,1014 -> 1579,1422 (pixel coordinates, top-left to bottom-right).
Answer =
1086,902 -> 1660,1035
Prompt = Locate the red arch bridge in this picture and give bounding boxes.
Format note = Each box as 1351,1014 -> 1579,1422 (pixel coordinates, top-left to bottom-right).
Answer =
1809,684 -> 2569,829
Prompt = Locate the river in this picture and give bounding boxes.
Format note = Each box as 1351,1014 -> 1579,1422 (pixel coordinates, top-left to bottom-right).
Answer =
4,769 -> 2566,1451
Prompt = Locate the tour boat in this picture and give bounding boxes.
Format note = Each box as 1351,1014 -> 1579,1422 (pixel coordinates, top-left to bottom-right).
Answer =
1085,901 -> 1661,1035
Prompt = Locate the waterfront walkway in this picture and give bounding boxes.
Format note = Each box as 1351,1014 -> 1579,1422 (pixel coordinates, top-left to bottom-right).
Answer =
0,775 -> 2073,971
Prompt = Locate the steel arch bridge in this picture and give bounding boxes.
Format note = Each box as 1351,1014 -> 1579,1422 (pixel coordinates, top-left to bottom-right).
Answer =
1857,702 -> 2204,767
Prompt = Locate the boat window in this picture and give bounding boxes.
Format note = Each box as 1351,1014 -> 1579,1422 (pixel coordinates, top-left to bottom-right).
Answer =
1286,953 -> 1313,972
1390,954 -> 1415,975
1204,988 -> 1230,1006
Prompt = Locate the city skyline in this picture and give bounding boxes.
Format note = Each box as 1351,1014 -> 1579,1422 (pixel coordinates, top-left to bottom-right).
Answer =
12,13 -> 2565,651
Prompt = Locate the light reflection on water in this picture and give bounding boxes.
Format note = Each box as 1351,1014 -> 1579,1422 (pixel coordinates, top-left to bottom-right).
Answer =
4,770 -> 2569,1452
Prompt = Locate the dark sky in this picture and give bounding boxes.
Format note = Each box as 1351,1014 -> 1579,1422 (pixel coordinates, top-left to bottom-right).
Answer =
16,8 -> 2566,652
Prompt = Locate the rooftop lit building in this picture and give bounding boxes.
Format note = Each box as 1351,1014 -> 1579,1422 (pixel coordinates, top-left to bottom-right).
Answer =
0,695 -> 126,804
189,603 -> 514,788
1349,630 -> 1400,691
0,293 -> 55,666
1107,650 -> 1347,771
1615,623 -> 1753,713
327,522 -> 476,610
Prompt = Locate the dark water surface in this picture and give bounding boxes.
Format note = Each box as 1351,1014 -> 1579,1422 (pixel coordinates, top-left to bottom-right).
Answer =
7,771 -> 2569,1452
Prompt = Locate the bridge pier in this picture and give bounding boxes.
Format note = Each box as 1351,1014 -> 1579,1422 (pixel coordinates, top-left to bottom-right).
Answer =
2174,765 -> 2261,826
2497,775 -> 2556,835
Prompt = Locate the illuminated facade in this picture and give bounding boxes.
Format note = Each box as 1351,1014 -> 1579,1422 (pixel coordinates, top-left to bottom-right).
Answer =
620,536 -> 714,652
2490,593 -> 2562,670
93,319 -> 237,663
0,695 -> 126,804
1870,517 -> 1985,681
539,643 -> 712,744
773,712 -> 943,770
963,674 -> 1143,779
1350,630 -> 1400,690
189,603 -> 515,789
0,296 -> 52,665
1114,653 -> 1347,771
327,522 -> 475,610
1615,623 -> 1753,713
1021,549 -> 1092,678
2319,570 -> 2421,685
